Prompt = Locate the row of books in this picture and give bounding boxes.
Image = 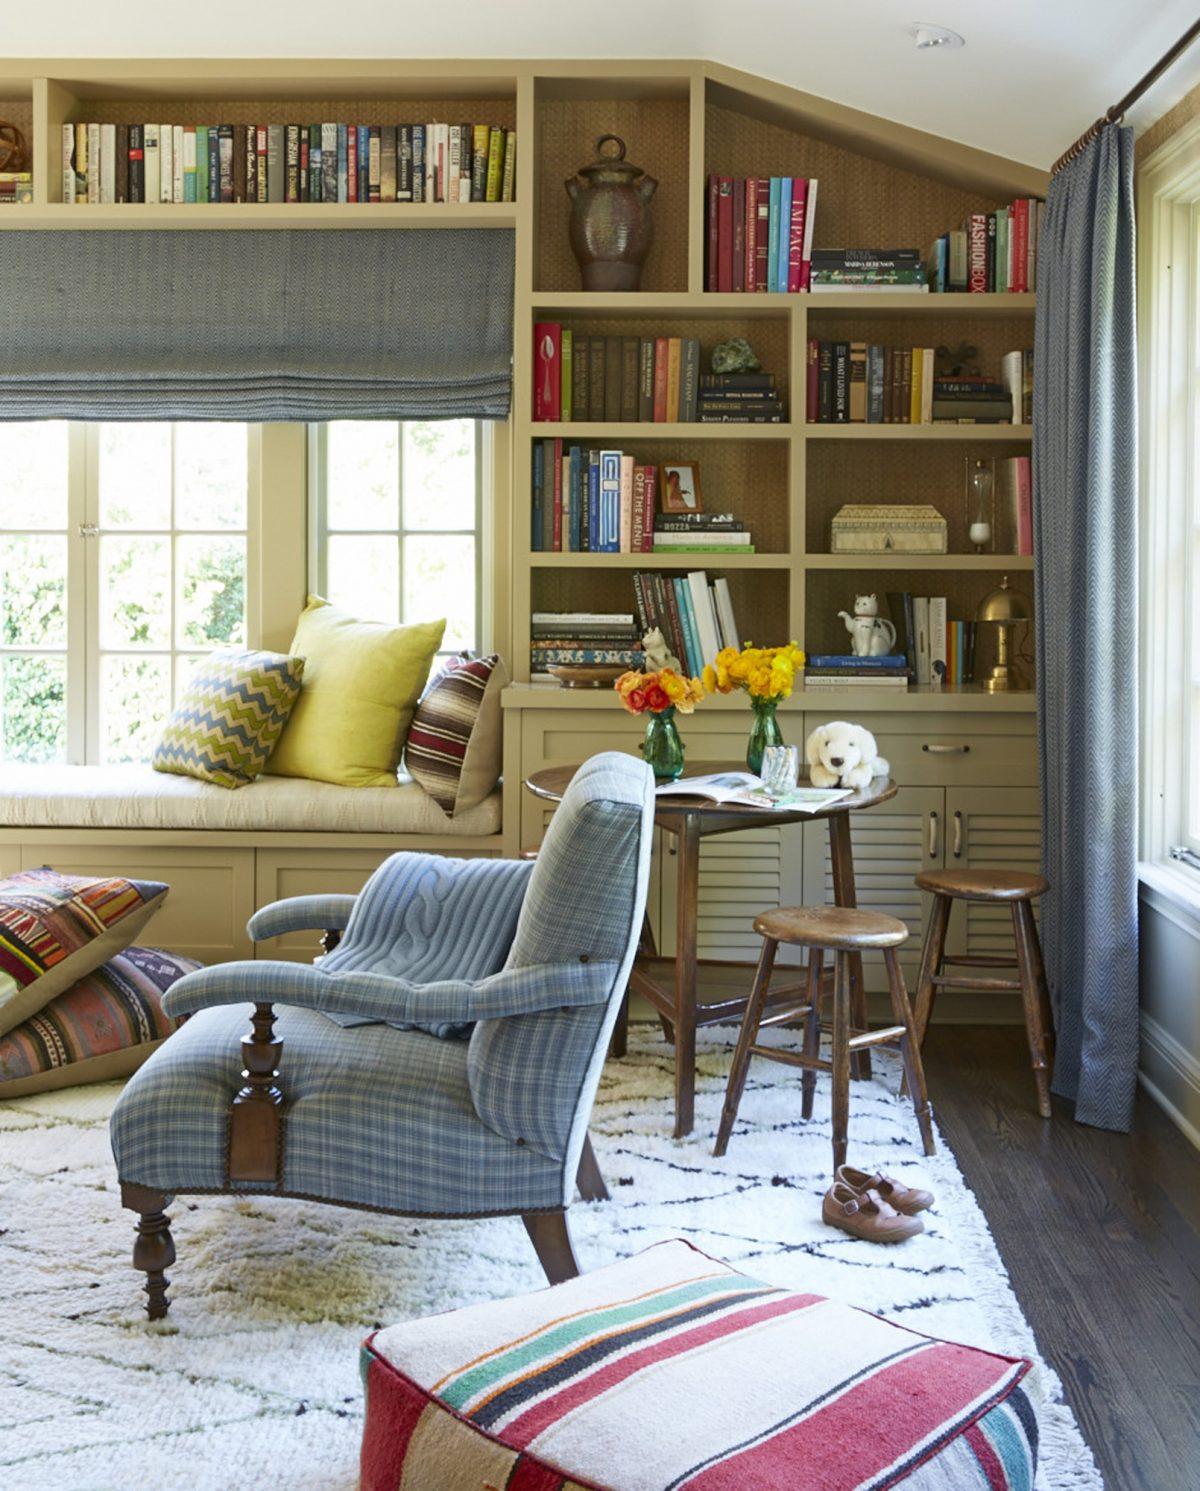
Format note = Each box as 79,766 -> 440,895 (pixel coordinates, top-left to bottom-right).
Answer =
930,201 -> 1043,293
889,594 -> 980,688
531,443 -> 657,553
60,121 -> 515,205
0,172 -> 32,205
632,571 -> 742,678
531,612 -> 643,677
534,328 -> 700,423
705,175 -> 818,293
805,343 -> 1030,425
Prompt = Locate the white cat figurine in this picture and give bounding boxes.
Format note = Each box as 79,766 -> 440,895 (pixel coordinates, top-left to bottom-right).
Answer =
837,594 -> 897,658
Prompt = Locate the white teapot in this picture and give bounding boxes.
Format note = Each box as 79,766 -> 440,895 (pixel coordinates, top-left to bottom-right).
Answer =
837,594 -> 897,658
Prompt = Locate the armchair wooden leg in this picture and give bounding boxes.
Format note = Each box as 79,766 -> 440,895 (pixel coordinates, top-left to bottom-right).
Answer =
576,1135 -> 609,1202
122,1182 -> 175,1321
523,1211 -> 581,1284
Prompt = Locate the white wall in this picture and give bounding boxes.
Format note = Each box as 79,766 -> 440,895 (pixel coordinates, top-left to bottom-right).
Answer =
1139,881 -> 1200,1148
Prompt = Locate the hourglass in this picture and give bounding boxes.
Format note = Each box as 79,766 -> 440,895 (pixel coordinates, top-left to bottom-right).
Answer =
965,457 -> 995,553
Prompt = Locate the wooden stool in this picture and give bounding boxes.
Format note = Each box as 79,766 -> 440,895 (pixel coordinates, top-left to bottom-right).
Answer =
714,906 -> 936,1169
912,869 -> 1055,1119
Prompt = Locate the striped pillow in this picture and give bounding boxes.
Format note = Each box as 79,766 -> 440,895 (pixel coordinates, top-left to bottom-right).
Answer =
153,648 -> 305,790
0,946 -> 197,1099
0,869 -> 168,1038
361,1239 -> 1039,1491
405,653 -> 507,816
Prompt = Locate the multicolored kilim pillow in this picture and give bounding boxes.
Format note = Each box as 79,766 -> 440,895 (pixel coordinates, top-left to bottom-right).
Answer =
0,869 -> 168,1038
404,652 -> 507,816
360,1239 -> 1039,1491
0,945 -> 198,1099
153,648 -> 305,790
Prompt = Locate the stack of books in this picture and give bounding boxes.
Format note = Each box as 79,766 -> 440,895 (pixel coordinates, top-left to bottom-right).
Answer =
530,612 -> 642,680
633,571 -> 741,677
931,374 -> 1015,425
930,200 -> 1043,292
653,513 -> 754,554
809,248 -> 928,293
886,592 -> 976,688
531,443 -> 657,553
804,655 -> 910,689
0,172 -> 32,205
697,372 -> 784,424
534,328 -> 702,423
60,120 -> 515,204
705,175 -> 818,293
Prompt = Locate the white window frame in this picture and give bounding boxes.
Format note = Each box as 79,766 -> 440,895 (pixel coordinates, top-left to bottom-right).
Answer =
307,420 -> 486,655
1139,116 -> 1200,872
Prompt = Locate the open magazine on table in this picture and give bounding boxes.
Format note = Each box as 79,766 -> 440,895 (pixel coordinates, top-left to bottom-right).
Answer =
654,771 -> 852,813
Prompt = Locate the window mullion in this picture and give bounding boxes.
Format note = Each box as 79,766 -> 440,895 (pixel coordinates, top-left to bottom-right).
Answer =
75,422 -> 98,765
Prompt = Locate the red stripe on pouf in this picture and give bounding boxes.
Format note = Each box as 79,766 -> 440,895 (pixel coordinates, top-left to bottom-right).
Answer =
506,1460 -> 568,1491
965,1421 -> 1009,1490
684,1341 -> 1014,1488
360,1352 -> 429,1491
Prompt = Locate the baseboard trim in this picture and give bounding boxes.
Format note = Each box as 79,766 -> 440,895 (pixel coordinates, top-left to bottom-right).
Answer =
1139,1013 -> 1200,1152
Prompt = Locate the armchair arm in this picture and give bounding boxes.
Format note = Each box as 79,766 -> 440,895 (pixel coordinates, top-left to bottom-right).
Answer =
247,894 -> 359,943
161,956 -> 618,1026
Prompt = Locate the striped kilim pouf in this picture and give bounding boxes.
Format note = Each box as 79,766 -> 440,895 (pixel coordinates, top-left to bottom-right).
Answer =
360,1239 -> 1038,1490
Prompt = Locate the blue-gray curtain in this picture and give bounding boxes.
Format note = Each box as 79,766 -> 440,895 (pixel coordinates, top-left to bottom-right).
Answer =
1033,124 -> 1138,1131
0,228 -> 514,420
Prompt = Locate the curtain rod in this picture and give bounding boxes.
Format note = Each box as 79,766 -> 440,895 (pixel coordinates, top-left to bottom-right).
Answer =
1052,15 -> 1200,175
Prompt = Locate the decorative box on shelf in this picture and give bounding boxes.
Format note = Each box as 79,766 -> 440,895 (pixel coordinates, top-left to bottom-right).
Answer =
830,503 -> 948,554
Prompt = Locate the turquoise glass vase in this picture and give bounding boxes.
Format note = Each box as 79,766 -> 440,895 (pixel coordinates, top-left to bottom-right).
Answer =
746,696 -> 784,775
642,706 -> 685,781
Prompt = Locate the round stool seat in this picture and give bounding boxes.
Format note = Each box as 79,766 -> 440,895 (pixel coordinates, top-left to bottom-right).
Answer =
916,868 -> 1048,902
753,905 -> 909,951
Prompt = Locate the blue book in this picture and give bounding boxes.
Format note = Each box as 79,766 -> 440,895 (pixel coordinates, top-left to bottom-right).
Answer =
808,654 -> 908,668
766,178 -> 781,291
673,577 -> 702,676
598,450 -> 622,552
776,177 -> 792,292
531,442 -> 544,551
587,453 -> 600,551
568,446 -> 583,552
357,126 -> 370,201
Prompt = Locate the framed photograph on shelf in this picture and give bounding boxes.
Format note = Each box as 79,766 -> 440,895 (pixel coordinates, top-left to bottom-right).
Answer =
659,461 -> 703,513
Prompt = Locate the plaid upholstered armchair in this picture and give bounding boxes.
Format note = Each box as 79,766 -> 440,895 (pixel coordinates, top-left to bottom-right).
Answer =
109,752 -> 655,1319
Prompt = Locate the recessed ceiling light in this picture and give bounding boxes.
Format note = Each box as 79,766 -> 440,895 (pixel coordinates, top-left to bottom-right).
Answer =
909,22 -> 966,50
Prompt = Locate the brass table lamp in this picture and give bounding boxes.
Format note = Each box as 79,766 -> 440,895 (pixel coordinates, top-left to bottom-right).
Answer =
976,575 -> 1031,692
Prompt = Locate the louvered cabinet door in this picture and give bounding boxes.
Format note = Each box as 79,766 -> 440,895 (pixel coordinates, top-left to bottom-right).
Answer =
801,787 -> 944,989
943,787 -> 1042,959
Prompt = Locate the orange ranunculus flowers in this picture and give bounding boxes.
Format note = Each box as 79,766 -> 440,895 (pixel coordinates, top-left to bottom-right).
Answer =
615,667 -> 706,716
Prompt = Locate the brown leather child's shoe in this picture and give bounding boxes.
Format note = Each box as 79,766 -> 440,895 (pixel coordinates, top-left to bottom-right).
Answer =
836,1164 -> 934,1216
822,1182 -> 924,1243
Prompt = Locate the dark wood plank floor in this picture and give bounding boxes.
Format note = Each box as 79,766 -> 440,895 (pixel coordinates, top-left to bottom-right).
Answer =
922,1026 -> 1200,1491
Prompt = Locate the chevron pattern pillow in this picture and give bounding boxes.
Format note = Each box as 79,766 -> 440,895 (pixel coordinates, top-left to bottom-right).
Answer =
153,649 -> 305,790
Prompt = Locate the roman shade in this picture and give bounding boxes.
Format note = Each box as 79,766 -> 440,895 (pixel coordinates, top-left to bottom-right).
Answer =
0,228 -> 514,420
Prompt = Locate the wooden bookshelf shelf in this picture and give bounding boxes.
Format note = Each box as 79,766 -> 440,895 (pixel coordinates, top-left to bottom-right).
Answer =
804,553 -> 1034,571
527,551 -> 789,569
805,424 -> 1033,441
527,421 -> 792,440
805,292 -> 1036,316
0,202 -> 519,230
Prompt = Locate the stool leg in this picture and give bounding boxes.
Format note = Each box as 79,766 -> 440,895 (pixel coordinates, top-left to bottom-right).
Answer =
1013,902 -> 1054,1119
884,948 -> 936,1157
913,893 -> 952,1047
801,948 -> 825,1121
830,950 -> 851,1172
714,936 -> 779,1156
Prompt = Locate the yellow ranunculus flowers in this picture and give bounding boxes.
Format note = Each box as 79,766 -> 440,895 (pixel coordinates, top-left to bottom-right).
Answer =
703,642 -> 806,701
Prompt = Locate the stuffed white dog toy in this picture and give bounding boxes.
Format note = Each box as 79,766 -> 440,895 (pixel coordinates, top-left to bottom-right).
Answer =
806,720 -> 890,790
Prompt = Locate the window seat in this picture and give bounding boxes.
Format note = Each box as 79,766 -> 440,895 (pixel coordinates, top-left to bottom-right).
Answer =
0,764 -> 501,838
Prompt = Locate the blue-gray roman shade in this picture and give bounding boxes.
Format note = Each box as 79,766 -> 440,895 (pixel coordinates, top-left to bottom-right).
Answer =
0,228 -> 514,420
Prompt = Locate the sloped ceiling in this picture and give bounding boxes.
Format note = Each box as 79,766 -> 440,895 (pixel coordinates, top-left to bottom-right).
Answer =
6,0 -> 1199,168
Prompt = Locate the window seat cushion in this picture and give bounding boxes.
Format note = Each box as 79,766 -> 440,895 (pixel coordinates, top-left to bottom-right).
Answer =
0,764 -> 501,837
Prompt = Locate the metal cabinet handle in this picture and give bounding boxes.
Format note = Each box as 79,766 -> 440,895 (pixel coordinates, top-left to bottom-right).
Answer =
922,743 -> 970,754
928,810 -> 939,858
952,810 -> 963,858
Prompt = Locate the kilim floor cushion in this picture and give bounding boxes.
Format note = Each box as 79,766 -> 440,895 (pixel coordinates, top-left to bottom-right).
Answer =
360,1237 -> 1039,1491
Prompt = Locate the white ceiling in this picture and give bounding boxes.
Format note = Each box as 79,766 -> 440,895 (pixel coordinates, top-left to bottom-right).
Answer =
6,0 -> 1200,168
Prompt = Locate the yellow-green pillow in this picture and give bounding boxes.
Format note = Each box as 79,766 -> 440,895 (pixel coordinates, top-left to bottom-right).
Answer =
268,598 -> 445,788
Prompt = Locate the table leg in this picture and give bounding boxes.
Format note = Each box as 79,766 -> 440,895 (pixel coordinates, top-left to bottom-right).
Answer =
672,813 -> 701,1138
828,811 -> 871,1079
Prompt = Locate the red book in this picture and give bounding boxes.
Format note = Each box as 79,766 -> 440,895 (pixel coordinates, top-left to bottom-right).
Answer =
755,178 -> 771,291
787,178 -> 808,293
641,466 -> 657,550
716,176 -> 734,293
799,177 -> 818,290
1011,200 -> 1029,293
551,438 -> 563,552
652,336 -> 669,422
967,213 -> 988,292
806,337 -> 819,423
533,323 -> 561,421
732,179 -> 745,293
1015,455 -> 1033,555
706,174 -> 720,292
348,127 -> 358,202
745,177 -> 759,291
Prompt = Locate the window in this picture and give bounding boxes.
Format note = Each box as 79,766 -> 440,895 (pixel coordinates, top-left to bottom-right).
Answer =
310,420 -> 481,655
0,422 -> 253,766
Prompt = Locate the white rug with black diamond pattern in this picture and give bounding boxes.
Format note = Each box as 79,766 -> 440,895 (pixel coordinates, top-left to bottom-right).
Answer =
0,1027 -> 1101,1489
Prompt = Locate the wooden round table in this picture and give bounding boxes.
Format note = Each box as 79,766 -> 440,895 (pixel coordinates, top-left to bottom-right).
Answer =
523,761 -> 898,1137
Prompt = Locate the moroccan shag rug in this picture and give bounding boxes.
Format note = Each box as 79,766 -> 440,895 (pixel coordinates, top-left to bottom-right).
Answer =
0,1028 -> 1102,1490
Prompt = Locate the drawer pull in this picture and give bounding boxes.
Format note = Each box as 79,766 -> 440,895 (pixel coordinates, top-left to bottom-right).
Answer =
922,743 -> 971,755
928,810 -> 939,858
952,810 -> 964,858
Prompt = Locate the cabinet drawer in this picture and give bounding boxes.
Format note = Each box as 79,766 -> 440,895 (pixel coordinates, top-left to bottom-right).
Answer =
808,714 -> 1037,787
